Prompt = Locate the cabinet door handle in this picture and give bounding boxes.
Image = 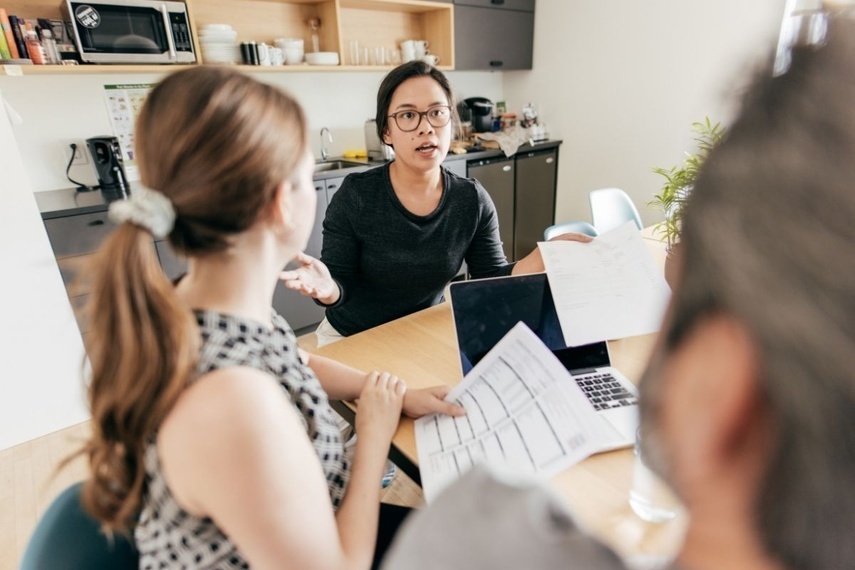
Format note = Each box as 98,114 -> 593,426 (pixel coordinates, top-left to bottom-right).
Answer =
502,165 -> 512,172
491,0 -> 506,4
546,157 -> 554,164
328,184 -> 338,190
88,220 -> 105,226
489,60 -> 504,67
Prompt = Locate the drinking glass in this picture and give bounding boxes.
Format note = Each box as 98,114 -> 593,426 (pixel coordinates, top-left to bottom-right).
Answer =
629,429 -> 682,522
372,46 -> 386,66
348,39 -> 361,65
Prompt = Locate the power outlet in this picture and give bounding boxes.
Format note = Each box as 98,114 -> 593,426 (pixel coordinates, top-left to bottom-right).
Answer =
63,139 -> 89,166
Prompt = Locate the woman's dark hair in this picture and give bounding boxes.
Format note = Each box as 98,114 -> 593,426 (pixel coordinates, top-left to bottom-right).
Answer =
375,60 -> 457,143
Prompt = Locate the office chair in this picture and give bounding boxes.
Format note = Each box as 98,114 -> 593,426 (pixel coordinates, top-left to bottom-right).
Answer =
589,188 -> 643,234
543,220 -> 599,240
20,482 -> 139,570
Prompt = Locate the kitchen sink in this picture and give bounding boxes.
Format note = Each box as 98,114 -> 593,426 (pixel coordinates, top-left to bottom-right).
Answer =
314,160 -> 367,173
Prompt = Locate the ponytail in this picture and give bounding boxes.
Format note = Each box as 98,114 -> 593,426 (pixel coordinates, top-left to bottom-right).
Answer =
79,223 -> 198,532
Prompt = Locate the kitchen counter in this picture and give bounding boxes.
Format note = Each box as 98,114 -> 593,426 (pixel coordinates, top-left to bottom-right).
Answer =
35,140 -> 562,219
443,139 -> 562,163
35,187 -> 112,219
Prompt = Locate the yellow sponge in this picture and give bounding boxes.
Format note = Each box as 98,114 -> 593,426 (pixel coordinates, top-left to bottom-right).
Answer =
343,149 -> 368,158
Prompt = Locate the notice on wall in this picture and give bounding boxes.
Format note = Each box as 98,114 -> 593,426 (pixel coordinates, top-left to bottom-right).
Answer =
103,83 -> 153,180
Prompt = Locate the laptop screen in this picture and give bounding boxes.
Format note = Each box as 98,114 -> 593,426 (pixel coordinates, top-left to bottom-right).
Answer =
449,273 -> 610,375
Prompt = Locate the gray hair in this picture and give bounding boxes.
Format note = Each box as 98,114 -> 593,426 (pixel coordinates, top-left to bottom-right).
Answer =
643,18 -> 855,569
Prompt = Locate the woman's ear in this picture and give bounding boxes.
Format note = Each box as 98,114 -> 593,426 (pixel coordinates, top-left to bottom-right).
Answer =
269,180 -> 294,233
382,127 -> 392,146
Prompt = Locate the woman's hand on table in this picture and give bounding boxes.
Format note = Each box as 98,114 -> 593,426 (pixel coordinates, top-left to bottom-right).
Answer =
280,252 -> 340,305
402,385 -> 466,419
512,232 -> 594,275
355,371 -> 407,444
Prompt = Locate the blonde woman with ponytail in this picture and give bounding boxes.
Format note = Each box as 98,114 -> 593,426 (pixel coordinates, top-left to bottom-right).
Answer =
80,66 -> 463,570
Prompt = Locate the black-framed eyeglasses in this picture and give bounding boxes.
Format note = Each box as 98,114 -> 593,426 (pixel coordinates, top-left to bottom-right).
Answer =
388,105 -> 452,132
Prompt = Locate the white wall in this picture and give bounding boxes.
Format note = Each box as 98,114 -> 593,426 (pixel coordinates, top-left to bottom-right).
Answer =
0,70 -> 504,192
0,91 -> 88,451
503,0 -> 788,227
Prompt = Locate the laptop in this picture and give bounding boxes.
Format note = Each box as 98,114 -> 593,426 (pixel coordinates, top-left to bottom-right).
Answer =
448,273 -> 639,451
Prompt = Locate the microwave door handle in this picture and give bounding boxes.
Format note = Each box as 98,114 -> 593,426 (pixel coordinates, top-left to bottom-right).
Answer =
160,5 -> 177,60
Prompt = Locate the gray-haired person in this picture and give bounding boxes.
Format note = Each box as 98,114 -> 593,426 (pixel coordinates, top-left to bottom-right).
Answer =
381,16 -> 855,570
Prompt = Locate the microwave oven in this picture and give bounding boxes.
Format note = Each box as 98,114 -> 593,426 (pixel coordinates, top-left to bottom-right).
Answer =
62,0 -> 196,64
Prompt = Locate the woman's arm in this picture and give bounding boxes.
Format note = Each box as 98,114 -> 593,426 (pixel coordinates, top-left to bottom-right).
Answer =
158,367 -> 403,570
305,351 -> 465,417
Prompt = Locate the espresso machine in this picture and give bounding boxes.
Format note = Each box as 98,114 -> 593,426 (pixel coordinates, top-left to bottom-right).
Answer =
86,136 -> 130,202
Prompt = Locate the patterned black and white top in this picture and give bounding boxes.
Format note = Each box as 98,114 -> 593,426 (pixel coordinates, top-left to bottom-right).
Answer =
135,310 -> 350,569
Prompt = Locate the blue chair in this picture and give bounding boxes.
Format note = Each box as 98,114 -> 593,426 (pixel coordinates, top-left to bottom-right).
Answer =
589,187 -> 643,234
543,220 -> 599,240
20,482 -> 139,570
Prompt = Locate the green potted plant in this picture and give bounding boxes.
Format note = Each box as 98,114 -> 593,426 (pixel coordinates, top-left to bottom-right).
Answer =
649,117 -> 725,285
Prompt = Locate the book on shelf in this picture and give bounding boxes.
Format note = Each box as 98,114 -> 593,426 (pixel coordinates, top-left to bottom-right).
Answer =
0,8 -> 13,59
7,14 -> 29,61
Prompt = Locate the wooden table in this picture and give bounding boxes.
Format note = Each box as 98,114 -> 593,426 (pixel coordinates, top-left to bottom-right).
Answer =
312,231 -> 685,561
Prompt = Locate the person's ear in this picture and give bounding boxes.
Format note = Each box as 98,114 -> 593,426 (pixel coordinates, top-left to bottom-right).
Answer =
268,180 -> 294,233
382,126 -> 392,146
671,315 -> 767,480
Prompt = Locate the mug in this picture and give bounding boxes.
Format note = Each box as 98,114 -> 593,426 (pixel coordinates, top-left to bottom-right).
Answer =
414,40 -> 429,60
401,40 -> 417,62
422,54 -> 439,66
284,46 -> 304,65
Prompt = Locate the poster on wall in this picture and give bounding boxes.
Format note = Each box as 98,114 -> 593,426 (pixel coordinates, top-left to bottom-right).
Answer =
103,83 -> 153,180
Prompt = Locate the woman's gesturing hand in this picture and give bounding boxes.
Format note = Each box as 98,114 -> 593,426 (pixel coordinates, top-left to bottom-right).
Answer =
355,372 -> 407,444
280,252 -> 340,305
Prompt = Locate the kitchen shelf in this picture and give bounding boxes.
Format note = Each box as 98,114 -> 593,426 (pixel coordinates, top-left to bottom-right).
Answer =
0,0 -> 454,76
0,62 -> 454,77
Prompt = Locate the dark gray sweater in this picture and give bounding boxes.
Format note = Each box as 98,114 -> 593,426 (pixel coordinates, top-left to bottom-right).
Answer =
321,163 -> 513,336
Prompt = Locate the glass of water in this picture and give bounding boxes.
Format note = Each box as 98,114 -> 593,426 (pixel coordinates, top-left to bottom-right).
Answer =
629,429 -> 682,522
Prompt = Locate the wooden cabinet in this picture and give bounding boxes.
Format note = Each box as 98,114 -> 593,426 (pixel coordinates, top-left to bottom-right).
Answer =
453,0 -> 534,70
0,0 -> 454,75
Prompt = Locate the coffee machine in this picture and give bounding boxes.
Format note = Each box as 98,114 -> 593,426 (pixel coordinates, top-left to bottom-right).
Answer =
86,136 -> 130,202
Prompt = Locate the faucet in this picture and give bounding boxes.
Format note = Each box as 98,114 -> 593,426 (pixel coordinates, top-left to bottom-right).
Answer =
320,127 -> 332,161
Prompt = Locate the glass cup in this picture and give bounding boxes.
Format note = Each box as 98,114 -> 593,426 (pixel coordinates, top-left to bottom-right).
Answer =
387,48 -> 402,66
629,429 -> 682,522
348,39 -> 361,65
372,46 -> 386,66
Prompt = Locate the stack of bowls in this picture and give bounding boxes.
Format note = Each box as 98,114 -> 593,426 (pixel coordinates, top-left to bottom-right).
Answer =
274,38 -> 304,65
199,24 -> 240,64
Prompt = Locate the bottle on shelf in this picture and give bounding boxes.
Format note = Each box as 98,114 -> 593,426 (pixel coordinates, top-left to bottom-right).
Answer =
24,30 -> 46,64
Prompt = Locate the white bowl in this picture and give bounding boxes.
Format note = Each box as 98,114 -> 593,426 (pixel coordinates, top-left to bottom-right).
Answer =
274,38 -> 304,49
201,23 -> 233,31
199,33 -> 238,44
305,51 -> 339,66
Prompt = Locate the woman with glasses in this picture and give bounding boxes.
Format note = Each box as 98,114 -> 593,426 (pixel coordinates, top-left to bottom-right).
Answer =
283,61 -> 590,345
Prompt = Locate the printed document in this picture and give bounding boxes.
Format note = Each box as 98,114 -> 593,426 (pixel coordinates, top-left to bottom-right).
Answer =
538,221 -> 671,347
415,323 -> 599,503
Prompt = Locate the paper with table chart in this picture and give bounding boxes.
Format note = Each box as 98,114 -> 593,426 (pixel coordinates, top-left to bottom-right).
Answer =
538,221 -> 671,347
414,322 -> 600,503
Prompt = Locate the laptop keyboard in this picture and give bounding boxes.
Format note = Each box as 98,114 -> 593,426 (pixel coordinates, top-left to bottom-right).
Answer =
575,373 -> 638,411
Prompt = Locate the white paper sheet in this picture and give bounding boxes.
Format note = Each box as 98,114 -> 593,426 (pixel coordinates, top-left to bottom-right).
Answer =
415,323 -> 599,503
538,222 -> 671,347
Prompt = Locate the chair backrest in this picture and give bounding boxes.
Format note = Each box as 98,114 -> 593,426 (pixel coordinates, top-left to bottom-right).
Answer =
543,220 -> 599,241
588,187 -> 643,233
20,482 -> 139,570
